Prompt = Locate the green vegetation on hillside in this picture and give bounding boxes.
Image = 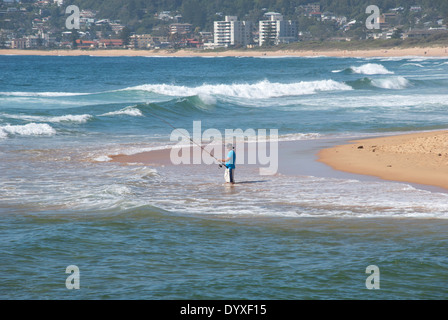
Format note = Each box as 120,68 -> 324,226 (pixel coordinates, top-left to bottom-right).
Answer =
65,0 -> 448,33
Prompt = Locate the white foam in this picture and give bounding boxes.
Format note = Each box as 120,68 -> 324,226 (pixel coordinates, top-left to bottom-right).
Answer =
350,63 -> 394,75
1,113 -> 92,123
401,63 -> 424,68
276,132 -> 322,141
408,58 -> 427,62
0,91 -> 90,97
119,144 -> 179,155
123,79 -> 353,99
130,166 -> 159,178
142,170 -> 448,218
0,123 -> 56,137
365,56 -> 448,62
105,185 -> 132,196
254,55 -> 304,59
299,93 -> 448,109
100,106 -> 143,117
371,76 -> 410,89
50,114 -> 93,123
93,155 -> 113,162
197,93 -> 217,105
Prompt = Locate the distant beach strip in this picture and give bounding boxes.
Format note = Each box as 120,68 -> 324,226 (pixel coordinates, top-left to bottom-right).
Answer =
1,46 -> 448,58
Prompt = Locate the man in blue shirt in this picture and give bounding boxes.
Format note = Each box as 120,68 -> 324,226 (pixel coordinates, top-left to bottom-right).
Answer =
221,143 -> 236,184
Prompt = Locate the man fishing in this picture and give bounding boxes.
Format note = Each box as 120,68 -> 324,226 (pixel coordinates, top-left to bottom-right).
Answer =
145,110 -> 237,183
221,143 -> 236,184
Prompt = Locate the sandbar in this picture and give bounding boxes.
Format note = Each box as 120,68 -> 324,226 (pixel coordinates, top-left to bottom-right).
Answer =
318,130 -> 448,190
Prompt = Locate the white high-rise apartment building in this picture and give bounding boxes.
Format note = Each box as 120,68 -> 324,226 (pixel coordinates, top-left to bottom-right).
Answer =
214,16 -> 252,47
259,12 -> 297,46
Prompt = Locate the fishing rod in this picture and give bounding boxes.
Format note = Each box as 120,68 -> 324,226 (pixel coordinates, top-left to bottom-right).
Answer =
147,110 -> 224,168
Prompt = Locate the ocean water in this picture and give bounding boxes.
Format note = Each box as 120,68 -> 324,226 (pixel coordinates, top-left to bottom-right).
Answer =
1,55 -> 448,300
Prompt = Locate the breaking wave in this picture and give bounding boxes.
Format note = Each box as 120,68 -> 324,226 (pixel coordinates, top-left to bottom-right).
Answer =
371,76 -> 411,89
347,76 -> 411,90
121,79 -> 353,99
0,79 -> 353,102
334,63 -> 394,75
350,63 -> 394,75
100,106 -> 143,117
0,123 -> 56,138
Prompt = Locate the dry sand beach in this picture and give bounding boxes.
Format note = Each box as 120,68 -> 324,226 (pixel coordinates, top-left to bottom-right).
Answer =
318,130 -> 448,191
1,46 -> 448,58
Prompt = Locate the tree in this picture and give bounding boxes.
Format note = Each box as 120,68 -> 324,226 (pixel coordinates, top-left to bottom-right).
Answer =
262,22 -> 275,47
70,29 -> 79,48
181,0 -> 206,29
0,35 -> 6,49
391,27 -> 403,39
120,26 -> 131,46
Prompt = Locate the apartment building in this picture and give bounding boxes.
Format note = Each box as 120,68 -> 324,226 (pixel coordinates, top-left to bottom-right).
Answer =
213,16 -> 252,47
169,23 -> 193,35
259,12 -> 297,46
130,34 -> 154,49
11,38 -> 27,49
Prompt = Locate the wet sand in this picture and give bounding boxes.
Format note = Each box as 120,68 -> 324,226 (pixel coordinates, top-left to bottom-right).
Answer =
109,139 -> 388,183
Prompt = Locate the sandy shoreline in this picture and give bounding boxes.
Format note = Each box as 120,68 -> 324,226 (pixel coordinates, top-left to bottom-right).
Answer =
318,130 -> 448,191
109,131 -> 448,192
1,46 -> 448,58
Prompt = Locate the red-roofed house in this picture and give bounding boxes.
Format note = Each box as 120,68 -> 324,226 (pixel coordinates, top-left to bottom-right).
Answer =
186,38 -> 203,48
75,39 -> 97,49
98,39 -> 124,48
310,12 -> 322,18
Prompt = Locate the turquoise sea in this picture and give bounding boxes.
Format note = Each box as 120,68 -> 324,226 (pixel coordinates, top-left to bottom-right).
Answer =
1,55 -> 448,299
